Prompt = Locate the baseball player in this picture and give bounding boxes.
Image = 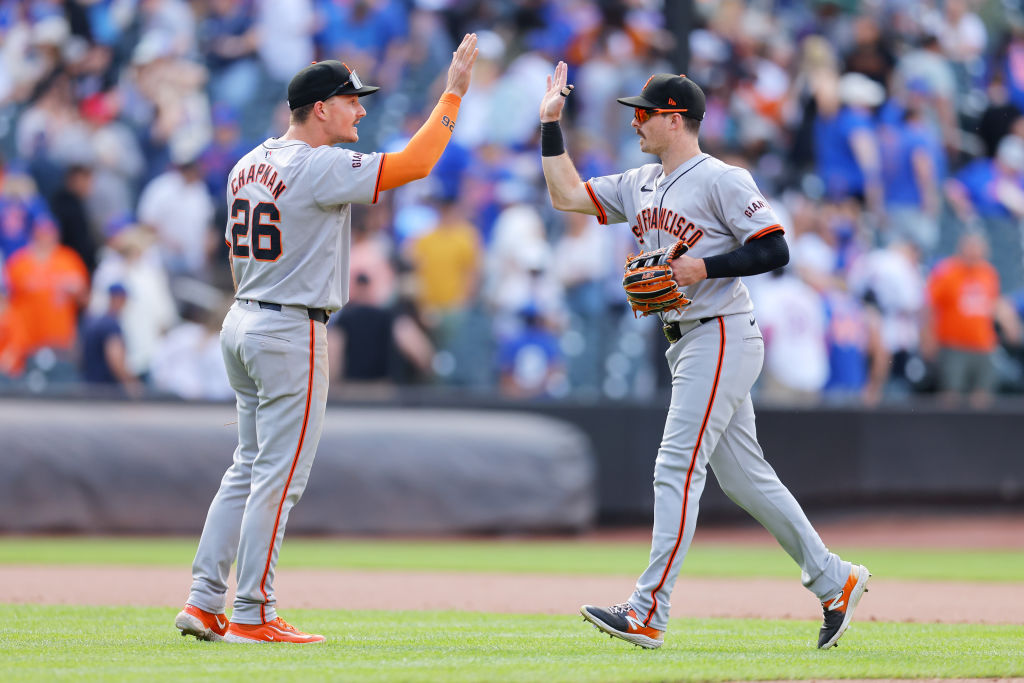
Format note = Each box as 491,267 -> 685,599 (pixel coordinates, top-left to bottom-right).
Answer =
174,34 -> 479,644
538,63 -> 870,650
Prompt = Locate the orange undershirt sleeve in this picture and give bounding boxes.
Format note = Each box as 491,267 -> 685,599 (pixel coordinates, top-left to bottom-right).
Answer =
376,93 -> 461,193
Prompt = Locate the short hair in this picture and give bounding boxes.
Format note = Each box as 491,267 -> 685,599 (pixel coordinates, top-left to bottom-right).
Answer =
290,102 -> 316,125
683,117 -> 701,137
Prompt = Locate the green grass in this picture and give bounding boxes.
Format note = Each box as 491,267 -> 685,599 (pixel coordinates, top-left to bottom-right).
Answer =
1,536 -> 1023,582
3,605 -> 1022,682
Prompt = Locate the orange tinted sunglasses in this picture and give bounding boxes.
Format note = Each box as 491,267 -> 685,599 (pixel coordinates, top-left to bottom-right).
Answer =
634,107 -> 688,123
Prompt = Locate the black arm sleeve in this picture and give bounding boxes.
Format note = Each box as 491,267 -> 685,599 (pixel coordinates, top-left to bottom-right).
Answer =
702,231 -> 789,279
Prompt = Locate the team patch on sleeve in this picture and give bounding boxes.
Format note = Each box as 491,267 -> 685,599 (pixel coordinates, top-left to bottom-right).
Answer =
743,195 -> 770,218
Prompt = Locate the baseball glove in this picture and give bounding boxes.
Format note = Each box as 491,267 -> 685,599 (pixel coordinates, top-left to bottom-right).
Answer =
622,240 -> 692,317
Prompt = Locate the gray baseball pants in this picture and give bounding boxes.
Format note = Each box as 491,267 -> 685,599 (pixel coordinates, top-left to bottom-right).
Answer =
186,299 -> 329,624
629,312 -> 850,631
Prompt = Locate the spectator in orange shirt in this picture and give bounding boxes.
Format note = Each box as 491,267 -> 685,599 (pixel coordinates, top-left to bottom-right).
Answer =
4,218 -> 89,369
922,232 -> 1022,406
0,288 -> 29,379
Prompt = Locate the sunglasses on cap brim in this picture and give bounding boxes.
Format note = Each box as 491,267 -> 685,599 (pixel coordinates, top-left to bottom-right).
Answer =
634,107 -> 688,123
325,69 -> 366,100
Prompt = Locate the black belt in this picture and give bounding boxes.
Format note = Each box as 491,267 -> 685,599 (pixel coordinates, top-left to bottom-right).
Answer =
254,300 -> 330,324
663,317 -> 718,343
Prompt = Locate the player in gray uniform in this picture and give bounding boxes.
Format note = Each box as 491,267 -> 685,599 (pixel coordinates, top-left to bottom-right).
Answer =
538,63 -> 869,650
174,34 -> 478,644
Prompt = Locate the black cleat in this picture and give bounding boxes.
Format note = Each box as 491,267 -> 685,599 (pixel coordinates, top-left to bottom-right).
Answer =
580,603 -> 664,649
818,565 -> 871,649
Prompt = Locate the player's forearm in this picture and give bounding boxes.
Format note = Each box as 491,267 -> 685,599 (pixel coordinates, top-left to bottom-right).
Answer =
541,162 -> 596,219
377,94 -> 461,192
703,231 -> 789,278
542,154 -> 588,211
539,120 -> 596,213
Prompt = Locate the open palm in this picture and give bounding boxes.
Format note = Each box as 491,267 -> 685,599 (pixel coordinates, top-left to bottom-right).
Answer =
540,60 -> 572,123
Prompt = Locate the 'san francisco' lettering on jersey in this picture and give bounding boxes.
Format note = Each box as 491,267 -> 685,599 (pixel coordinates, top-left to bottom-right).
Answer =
584,153 -> 784,324
630,206 -> 706,248
230,162 -> 287,200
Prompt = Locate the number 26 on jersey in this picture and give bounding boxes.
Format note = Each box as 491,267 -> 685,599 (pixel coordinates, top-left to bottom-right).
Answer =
231,198 -> 282,261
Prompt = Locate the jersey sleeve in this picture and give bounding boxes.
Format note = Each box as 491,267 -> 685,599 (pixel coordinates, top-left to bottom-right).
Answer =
309,148 -> 386,207
710,168 -> 784,243
583,172 -> 628,225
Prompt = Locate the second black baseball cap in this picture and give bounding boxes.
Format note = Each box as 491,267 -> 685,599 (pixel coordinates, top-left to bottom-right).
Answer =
287,60 -> 379,110
616,74 -> 706,121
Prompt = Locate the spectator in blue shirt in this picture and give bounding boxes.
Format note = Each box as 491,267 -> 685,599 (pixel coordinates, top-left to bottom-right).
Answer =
822,288 -> 889,405
497,303 -> 564,399
999,26 -> 1024,114
315,0 -> 407,67
878,87 -> 946,255
79,282 -> 142,395
198,0 -> 261,126
947,135 -> 1024,221
0,168 -> 54,260
946,134 -> 1024,291
200,104 -> 249,197
813,72 -> 885,214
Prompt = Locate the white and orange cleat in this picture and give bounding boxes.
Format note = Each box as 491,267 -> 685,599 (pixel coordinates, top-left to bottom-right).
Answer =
223,617 -> 325,644
580,603 -> 664,649
175,604 -> 229,642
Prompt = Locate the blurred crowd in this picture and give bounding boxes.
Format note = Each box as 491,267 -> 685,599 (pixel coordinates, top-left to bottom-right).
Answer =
3,0 -> 1024,407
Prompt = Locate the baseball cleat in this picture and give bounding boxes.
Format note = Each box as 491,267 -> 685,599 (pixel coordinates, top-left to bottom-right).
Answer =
223,616 -> 325,644
580,603 -> 664,649
175,604 -> 228,642
818,564 -> 871,649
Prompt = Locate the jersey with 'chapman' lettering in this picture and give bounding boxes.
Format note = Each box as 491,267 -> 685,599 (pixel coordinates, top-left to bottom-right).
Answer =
226,138 -> 385,311
585,153 -> 784,322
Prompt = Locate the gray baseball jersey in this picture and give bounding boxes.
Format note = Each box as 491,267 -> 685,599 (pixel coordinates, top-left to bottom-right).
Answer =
227,139 -> 385,312
187,138 -> 385,626
582,152 -> 853,634
585,153 -> 783,322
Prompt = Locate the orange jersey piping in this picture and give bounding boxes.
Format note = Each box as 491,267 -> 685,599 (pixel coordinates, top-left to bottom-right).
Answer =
644,317 -> 725,627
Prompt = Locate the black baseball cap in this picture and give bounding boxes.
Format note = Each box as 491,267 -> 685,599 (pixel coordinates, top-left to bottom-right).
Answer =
616,74 -> 706,121
287,60 -> 379,110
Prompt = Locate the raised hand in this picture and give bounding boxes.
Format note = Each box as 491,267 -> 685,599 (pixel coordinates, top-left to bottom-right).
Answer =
540,60 -> 573,123
444,33 -> 478,98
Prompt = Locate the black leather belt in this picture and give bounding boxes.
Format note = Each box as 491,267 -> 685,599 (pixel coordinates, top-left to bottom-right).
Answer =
663,317 -> 718,343
255,300 -> 330,324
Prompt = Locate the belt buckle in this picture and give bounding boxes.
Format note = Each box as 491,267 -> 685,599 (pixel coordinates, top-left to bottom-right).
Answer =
662,322 -> 681,344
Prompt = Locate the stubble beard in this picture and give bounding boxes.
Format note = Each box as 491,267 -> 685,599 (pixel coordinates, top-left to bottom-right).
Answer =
337,126 -> 359,144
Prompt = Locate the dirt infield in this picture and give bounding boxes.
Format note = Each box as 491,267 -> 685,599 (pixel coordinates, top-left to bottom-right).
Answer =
3,515 -> 1022,624
4,565 -> 1023,624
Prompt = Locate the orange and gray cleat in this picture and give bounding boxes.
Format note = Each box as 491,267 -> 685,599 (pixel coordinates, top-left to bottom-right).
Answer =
818,564 -> 871,649
223,616 -> 325,644
580,603 -> 664,649
175,604 -> 228,642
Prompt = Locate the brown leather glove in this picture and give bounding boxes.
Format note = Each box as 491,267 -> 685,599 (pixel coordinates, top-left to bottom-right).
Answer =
622,240 -> 692,317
